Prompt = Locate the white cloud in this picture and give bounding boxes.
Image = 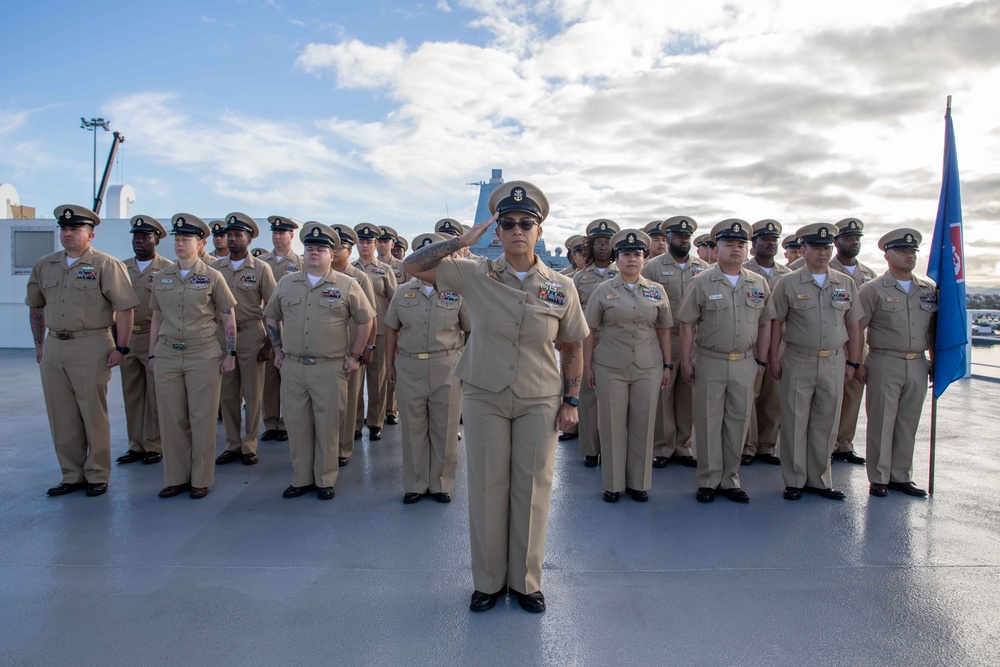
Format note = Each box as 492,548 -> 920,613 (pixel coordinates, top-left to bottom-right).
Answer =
295,39 -> 408,89
436,0 -> 453,13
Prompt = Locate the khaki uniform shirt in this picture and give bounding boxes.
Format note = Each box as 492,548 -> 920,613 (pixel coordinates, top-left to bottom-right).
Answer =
123,255 -> 174,331
573,262 -> 620,310
353,258 -> 398,335
585,275 -> 673,369
385,279 -> 470,354
640,253 -> 710,333
770,267 -> 864,350
743,257 -> 791,290
264,249 -> 303,281
381,255 -> 409,285
264,271 -> 374,359
149,259 -> 237,341
337,263 -> 377,311
211,254 -> 277,326
788,257 -> 806,271
676,265 -> 775,353
436,255 -> 589,397
858,272 -> 938,353
829,257 -> 876,288
26,247 -> 139,330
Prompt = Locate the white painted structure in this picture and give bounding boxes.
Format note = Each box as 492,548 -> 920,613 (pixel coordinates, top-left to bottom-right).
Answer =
0,184 -> 19,218
104,184 -> 136,218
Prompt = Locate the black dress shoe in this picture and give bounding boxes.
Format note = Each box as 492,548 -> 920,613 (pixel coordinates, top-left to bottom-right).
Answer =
369,427 -> 382,441
189,487 -> 209,499
384,414 -> 399,425
651,456 -> 669,469
720,487 -> 750,503
888,481 -> 928,497
159,484 -> 191,498
431,492 -> 451,503
85,483 -> 108,497
215,450 -> 241,465
513,589 -> 546,613
116,450 -> 144,464
831,451 -> 866,464
276,430 -> 289,442
242,452 -> 258,465
317,487 -> 335,500
47,481 -> 88,496
583,455 -> 600,467
803,485 -> 846,500
338,457 -> 349,467
261,429 -> 279,441
557,431 -> 578,441
625,488 -> 649,502
283,484 -> 315,498
469,587 -> 506,612
354,430 -> 362,441
403,492 -> 423,504
696,487 -> 716,503
740,454 -> 754,466
142,452 -> 162,464
783,486 -> 802,500
670,454 -> 697,468
754,453 -> 781,465
603,491 -> 620,503
870,483 -> 889,497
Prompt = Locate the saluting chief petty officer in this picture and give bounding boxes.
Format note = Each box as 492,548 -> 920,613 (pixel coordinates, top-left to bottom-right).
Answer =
116,214 -> 173,466
386,233 -> 470,505
213,212 -> 277,467
768,222 -> 863,501
260,215 -> 303,443
27,204 -> 139,497
829,217 -> 877,466
677,219 -> 774,504
265,223 -> 375,500
856,228 -> 935,498
149,214 -> 238,500
740,219 -> 791,466
404,181 -> 589,614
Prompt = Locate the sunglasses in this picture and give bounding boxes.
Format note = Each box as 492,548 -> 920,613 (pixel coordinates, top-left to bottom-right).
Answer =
498,219 -> 539,231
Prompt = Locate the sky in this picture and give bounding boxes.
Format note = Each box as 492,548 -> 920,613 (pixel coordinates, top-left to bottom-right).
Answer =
2,0 -> 999,283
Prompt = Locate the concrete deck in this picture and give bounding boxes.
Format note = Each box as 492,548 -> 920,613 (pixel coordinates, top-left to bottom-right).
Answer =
0,347 -> 998,666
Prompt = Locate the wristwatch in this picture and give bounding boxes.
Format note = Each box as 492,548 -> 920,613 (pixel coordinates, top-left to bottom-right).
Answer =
366,345 -> 376,351
563,396 -> 580,407
755,358 -> 768,368
115,345 -> 130,355
663,363 -> 674,370
846,361 -> 860,369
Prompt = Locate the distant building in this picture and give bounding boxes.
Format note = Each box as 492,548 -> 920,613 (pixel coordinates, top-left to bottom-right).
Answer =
468,169 -> 568,269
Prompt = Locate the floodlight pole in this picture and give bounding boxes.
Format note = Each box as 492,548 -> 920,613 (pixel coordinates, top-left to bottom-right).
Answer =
80,117 -> 111,201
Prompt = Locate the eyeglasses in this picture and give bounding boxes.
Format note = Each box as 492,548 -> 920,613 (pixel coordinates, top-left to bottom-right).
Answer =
498,219 -> 538,231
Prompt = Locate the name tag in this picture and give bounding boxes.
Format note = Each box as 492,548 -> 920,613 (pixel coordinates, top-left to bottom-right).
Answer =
661,271 -> 674,276
160,278 -> 174,284
708,294 -> 723,301
885,297 -> 900,303
607,292 -> 620,299
404,292 -> 417,299
796,294 -> 811,300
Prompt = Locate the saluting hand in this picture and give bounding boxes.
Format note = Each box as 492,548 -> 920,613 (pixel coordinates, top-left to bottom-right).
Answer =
460,212 -> 499,248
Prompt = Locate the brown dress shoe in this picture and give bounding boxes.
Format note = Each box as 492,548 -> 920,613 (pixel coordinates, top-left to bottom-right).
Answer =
869,483 -> 889,497
159,484 -> 191,498
189,487 -> 209,499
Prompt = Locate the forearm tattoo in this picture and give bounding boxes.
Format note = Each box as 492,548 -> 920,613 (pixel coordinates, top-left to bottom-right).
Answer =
29,308 -> 45,345
407,238 -> 462,272
266,322 -> 282,348
561,340 -> 583,395
225,324 -> 237,354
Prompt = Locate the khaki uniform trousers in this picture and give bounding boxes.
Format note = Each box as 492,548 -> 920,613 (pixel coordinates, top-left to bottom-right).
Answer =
594,362 -> 658,492
577,378 -> 600,457
219,321 -> 266,454
396,351 -> 462,494
120,332 -> 161,455
864,352 -> 929,485
692,355 -> 756,489
40,331 -> 114,484
340,362 -> 365,459
778,348 -> 845,489
357,334 -> 388,430
463,383 -> 560,596
743,366 -> 780,457
834,374 -> 865,453
261,357 -> 284,432
653,336 -> 694,458
387,380 -> 398,418
282,357 -> 347,489
155,339 -> 223,488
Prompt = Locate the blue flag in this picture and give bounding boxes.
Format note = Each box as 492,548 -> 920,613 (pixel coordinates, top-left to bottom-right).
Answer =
926,108 -> 967,398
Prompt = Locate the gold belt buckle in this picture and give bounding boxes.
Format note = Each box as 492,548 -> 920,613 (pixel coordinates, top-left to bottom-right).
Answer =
303,356 -> 316,365
905,352 -> 918,360
728,352 -> 740,361
132,325 -> 142,332
56,331 -> 73,340
417,353 -> 430,360
818,349 -> 831,358
172,342 -> 186,351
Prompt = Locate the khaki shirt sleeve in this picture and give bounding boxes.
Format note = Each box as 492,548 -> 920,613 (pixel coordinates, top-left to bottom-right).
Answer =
102,257 -> 141,311
385,287 -> 403,330
584,285 -> 605,329
458,300 -> 471,332
770,275 -> 790,322
383,267 -> 398,300
655,294 -> 675,329
349,280 -> 375,324
675,284 -> 702,325
760,281 -> 776,321
845,281 -> 864,324
263,278 -> 284,320
435,257 -> 478,294
556,278 -> 589,343
25,261 -> 45,308
213,272 -> 238,315
857,281 -> 877,329
149,286 -> 161,312
259,261 -> 277,306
